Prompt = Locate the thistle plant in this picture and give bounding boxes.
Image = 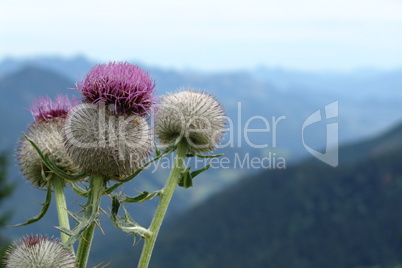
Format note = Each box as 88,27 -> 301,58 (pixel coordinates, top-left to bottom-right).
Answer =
9,61 -> 226,268
138,90 -> 225,267
16,95 -> 78,248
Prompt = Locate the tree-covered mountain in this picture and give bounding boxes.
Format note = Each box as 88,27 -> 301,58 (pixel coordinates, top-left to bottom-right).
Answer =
147,122 -> 402,268
301,121 -> 402,166
0,151 -> 16,268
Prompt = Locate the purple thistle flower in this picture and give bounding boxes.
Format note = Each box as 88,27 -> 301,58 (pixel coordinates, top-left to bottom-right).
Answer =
30,95 -> 78,122
77,62 -> 156,116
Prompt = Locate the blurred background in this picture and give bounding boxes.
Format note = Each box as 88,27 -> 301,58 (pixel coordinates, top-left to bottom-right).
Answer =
1,0 -> 402,267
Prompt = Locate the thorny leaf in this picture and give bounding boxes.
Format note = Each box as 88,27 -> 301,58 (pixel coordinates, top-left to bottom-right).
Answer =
10,183 -> 52,227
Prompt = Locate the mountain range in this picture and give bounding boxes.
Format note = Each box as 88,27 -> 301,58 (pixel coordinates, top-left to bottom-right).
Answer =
0,56 -> 401,267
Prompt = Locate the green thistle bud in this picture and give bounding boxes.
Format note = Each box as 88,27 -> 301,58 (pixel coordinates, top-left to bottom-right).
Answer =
63,103 -> 152,179
4,235 -> 76,268
155,90 -> 225,153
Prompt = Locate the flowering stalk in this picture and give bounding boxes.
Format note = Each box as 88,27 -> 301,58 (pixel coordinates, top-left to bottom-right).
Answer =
76,176 -> 105,268
52,175 -> 73,251
137,140 -> 188,268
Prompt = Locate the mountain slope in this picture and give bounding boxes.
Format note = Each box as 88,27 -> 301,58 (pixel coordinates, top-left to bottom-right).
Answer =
149,124 -> 402,268
0,66 -> 74,148
0,65 -> 74,104
338,122 -> 402,165
0,56 -> 94,81
300,121 -> 402,167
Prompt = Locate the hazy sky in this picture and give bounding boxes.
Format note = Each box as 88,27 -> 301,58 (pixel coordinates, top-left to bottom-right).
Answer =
1,0 -> 401,71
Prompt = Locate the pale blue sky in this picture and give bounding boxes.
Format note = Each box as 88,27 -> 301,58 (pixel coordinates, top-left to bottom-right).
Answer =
1,0 -> 401,71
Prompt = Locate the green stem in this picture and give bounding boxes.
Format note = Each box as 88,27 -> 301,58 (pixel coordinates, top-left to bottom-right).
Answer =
76,176 -> 105,268
76,223 -> 95,268
137,140 -> 188,268
53,175 -> 73,252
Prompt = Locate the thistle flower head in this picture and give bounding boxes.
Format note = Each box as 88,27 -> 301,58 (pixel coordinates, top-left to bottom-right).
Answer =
4,235 -> 76,268
77,62 -> 156,116
30,94 -> 77,122
63,103 -> 152,179
17,118 -> 78,188
17,95 -> 79,188
155,90 -> 225,153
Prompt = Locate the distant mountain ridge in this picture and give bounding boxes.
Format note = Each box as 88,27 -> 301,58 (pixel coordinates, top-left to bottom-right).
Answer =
0,55 -> 93,81
338,122 -> 402,164
249,66 -> 402,101
1,56 -> 401,145
300,121 -> 402,166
